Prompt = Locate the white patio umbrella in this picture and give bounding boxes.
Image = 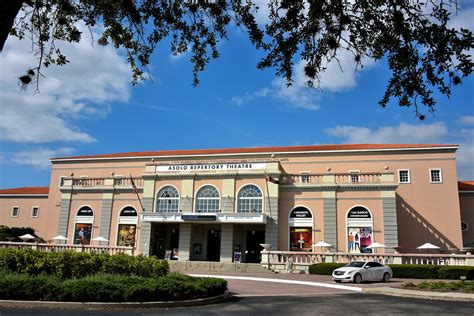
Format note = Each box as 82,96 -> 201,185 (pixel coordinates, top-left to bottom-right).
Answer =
92,236 -> 109,245
19,233 -> 36,242
417,242 -> 440,254
367,242 -> 386,254
313,241 -> 332,252
51,235 -> 68,244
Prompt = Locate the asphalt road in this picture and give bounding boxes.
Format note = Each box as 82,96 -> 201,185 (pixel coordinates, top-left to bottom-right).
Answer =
1,294 -> 473,315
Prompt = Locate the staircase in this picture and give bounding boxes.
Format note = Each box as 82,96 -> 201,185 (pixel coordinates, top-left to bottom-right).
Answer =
168,261 -> 275,274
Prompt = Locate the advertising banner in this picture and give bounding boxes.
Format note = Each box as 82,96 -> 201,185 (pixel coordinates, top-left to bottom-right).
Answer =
74,223 -> 92,245
348,227 -> 373,253
117,224 -> 137,246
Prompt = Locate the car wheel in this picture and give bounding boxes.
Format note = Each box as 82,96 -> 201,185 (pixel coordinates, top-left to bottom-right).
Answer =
382,272 -> 390,282
334,280 -> 341,283
353,273 -> 362,284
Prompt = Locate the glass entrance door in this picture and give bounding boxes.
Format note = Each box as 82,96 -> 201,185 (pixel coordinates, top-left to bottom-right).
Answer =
245,230 -> 265,263
207,230 -> 221,261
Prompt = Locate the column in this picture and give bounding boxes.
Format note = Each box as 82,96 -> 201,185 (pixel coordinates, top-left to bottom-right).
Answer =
382,192 -> 398,253
57,192 -> 72,237
178,223 -> 192,261
139,173 -> 155,255
220,224 -> 234,262
221,178 -> 235,213
57,178 -> 73,237
181,179 -> 194,212
98,178 -> 115,245
138,222 -> 152,256
322,175 -> 337,249
264,171 -> 279,249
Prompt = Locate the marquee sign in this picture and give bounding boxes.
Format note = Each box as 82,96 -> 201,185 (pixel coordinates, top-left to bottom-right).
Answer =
156,163 -> 267,173
348,207 -> 371,219
290,207 -> 312,218
181,214 -> 217,221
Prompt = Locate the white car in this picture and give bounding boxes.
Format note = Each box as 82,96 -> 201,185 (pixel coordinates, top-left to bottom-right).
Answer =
331,261 -> 393,284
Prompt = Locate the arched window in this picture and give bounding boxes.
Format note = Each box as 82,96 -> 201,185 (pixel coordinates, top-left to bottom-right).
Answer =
156,186 -> 180,213
74,206 -> 94,245
288,206 -> 313,251
196,185 -> 220,213
237,185 -> 263,213
117,206 -> 138,246
347,206 -> 373,254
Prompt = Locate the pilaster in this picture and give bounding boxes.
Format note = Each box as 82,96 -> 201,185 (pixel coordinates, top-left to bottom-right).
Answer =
178,223 -> 192,261
220,224 -> 234,262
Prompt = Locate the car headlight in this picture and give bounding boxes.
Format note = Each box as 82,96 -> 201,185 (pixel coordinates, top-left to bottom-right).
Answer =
347,270 -> 356,275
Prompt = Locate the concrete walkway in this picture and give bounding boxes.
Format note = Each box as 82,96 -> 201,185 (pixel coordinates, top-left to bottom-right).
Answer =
187,271 -> 474,302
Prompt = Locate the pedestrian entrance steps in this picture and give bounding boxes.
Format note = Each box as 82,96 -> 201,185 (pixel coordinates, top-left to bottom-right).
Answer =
168,261 -> 275,273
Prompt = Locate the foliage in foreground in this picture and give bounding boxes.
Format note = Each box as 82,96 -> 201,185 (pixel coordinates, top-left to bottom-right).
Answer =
2,1 -> 473,117
0,271 -> 227,302
308,263 -> 474,280
0,225 -> 42,242
403,281 -> 474,293
0,248 -> 169,278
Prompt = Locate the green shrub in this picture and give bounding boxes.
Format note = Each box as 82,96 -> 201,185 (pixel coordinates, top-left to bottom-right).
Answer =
389,264 -> 440,279
0,248 -> 169,279
0,272 -> 227,302
437,266 -> 474,280
308,263 -> 346,275
402,281 -> 474,293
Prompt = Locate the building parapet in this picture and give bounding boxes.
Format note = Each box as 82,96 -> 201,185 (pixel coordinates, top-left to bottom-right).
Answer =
59,177 -> 144,192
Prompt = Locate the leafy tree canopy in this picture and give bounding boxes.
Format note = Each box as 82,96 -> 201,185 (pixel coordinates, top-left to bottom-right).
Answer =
1,0 -> 473,119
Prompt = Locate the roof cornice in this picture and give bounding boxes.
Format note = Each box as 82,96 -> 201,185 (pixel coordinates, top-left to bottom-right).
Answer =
50,145 -> 459,163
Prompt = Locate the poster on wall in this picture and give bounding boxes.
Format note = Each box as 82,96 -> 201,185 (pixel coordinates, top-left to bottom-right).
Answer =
74,223 -> 92,245
290,227 -> 312,251
117,224 -> 137,246
347,227 -> 373,253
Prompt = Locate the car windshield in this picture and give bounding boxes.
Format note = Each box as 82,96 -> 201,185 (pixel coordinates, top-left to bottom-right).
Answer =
346,262 -> 366,268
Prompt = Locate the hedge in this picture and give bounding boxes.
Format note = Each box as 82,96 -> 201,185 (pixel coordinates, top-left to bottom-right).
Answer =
0,248 -> 169,278
308,263 -> 474,280
0,271 -> 227,302
308,263 -> 345,275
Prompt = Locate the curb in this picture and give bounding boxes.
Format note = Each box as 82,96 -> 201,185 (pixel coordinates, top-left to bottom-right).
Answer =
0,291 -> 229,309
363,287 -> 474,302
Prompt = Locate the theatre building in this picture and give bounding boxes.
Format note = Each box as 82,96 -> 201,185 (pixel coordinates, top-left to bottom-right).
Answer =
0,144 -> 471,262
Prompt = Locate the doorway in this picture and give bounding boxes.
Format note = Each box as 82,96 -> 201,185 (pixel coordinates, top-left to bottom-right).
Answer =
207,230 -> 221,261
245,230 -> 265,263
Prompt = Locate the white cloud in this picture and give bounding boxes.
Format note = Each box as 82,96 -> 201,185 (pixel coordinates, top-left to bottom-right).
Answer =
12,147 -> 76,169
459,116 -> 474,125
231,48 -> 375,110
0,23 -> 130,144
325,122 -> 474,180
325,122 -> 448,144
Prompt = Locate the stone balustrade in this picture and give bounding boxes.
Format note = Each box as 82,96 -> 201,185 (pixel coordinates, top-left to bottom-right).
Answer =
261,250 -> 474,273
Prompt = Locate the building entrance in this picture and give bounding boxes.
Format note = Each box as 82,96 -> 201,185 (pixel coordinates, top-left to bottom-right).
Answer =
245,230 -> 265,263
207,230 -> 221,261
150,224 -> 180,259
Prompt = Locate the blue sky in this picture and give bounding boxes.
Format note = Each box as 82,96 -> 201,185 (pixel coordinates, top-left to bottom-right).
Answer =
0,3 -> 473,189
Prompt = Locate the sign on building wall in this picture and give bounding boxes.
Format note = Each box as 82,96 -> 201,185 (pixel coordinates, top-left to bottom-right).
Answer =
156,163 -> 267,173
347,207 -> 371,218
290,207 -> 313,218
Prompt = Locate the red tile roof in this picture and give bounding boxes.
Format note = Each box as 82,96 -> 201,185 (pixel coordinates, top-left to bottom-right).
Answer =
0,187 -> 49,195
459,181 -> 474,191
52,144 -> 458,161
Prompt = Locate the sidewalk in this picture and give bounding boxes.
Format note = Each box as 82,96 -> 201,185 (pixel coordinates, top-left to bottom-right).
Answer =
187,270 -> 474,302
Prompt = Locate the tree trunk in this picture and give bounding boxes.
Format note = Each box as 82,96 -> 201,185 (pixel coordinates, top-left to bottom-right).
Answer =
0,0 -> 25,51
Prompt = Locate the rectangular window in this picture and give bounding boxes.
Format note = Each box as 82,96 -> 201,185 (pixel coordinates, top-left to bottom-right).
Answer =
32,207 -> 39,218
349,170 -> 360,183
430,169 -> 442,183
300,172 -> 310,183
11,207 -> 19,217
398,170 -> 410,183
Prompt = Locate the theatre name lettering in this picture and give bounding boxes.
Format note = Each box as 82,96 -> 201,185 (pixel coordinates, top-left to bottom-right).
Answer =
156,163 -> 267,172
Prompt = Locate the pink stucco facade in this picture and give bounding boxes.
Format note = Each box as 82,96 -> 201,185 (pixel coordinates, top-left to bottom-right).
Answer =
0,144 -> 470,261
